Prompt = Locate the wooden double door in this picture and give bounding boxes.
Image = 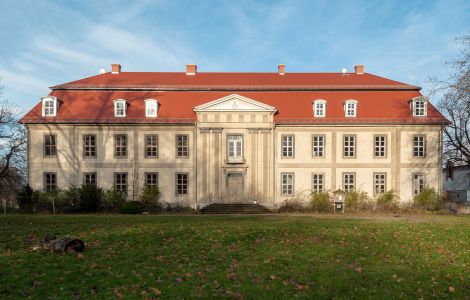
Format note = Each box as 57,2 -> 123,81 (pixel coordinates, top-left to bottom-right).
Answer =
226,173 -> 245,203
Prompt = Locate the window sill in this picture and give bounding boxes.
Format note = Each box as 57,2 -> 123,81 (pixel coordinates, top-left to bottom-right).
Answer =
225,158 -> 245,164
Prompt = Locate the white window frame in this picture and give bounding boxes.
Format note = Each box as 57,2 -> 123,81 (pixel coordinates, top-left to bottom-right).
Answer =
312,135 -> 325,158
413,135 -> 426,158
343,173 -> 355,192
343,135 -> 356,158
412,173 -> 425,196
281,135 -> 295,158
411,96 -> 427,117
145,99 -> 158,117
227,135 -> 243,161
374,135 -> 387,158
373,173 -> 386,196
312,173 -> 324,193
344,99 -> 358,117
281,173 -> 294,196
313,99 -> 326,117
114,99 -> 127,117
41,96 -> 58,117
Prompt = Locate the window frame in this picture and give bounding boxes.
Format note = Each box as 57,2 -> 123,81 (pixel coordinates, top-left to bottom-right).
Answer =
373,135 -> 387,159
412,173 -> 426,196
281,135 -> 295,159
41,96 -> 58,117
343,134 -> 356,159
342,172 -> 356,192
114,172 -> 128,193
344,100 -> 358,117
114,134 -> 128,158
311,173 -> 325,193
113,99 -> 127,117
83,172 -> 97,186
83,134 -> 97,158
43,172 -> 57,192
144,134 -> 159,158
412,134 -> 426,158
176,172 -> 189,196
227,134 -> 244,161
145,99 -> 158,118
373,172 -> 386,196
313,99 -> 326,117
312,134 -> 325,158
411,97 -> 427,117
281,172 -> 295,196
145,172 -> 159,188
43,134 -> 57,158
176,134 -> 189,158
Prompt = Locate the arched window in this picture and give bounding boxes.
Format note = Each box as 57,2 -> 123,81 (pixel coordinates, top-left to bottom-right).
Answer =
41,96 -> 58,117
344,99 -> 358,117
411,96 -> 427,117
313,99 -> 326,117
145,99 -> 158,117
114,99 -> 127,117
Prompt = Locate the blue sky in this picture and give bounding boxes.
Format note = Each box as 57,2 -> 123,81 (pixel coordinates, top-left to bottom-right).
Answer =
0,0 -> 468,111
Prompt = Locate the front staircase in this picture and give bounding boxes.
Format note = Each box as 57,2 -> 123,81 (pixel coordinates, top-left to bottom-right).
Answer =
199,203 -> 272,214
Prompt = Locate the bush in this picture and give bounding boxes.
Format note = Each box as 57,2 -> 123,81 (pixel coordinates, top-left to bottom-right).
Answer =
140,186 -> 162,212
102,190 -> 126,212
17,185 -> 35,213
79,185 -> 103,212
119,201 -> 146,214
413,187 -> 443,211
55,186 -> 81,213
278,198 -> 309,213
345,189 -> 370,212
310,191 -> 333,212
165,204 -> 196,214
376,190 -> 399,211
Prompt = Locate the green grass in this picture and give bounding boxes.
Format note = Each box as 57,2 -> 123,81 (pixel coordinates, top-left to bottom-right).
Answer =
1,214 -> 470,299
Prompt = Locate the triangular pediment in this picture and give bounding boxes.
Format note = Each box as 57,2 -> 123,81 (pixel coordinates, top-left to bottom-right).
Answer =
194,94 -> 277,112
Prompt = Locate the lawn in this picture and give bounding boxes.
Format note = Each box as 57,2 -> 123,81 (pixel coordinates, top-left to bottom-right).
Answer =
1,214 -> 470,299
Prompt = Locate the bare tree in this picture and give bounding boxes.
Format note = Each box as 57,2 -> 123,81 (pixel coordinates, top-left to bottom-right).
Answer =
431,35 -> 470,165
0,84 -> 27,203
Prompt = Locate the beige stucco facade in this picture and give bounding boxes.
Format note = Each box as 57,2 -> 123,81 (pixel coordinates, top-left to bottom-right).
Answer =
27,98 -> 443,209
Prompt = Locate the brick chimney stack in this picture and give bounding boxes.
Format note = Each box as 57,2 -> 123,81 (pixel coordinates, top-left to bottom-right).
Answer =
278,64 -> 285,75
186,64 -> 197,75
111,64 -> 121,74
354,65 -> 364,75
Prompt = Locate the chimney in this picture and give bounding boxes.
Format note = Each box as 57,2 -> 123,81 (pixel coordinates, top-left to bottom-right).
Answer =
278,64 -> 285,75
111,64 -> 121,74
186,64 -> 197,75
354,65 -> 364,75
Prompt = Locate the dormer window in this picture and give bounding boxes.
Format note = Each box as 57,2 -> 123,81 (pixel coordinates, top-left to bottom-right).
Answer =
411,96 -> 427,117
42,96 -> 58,117
344,100 -> 357,117
145,99 -> 158,117
114,99 -> 127,117
313,99 -> 326,117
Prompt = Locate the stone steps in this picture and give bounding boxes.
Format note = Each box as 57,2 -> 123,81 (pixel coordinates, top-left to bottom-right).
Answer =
199,203 -> 272,214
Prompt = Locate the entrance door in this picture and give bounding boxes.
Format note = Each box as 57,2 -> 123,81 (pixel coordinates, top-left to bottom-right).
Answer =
227,173 -> 244,203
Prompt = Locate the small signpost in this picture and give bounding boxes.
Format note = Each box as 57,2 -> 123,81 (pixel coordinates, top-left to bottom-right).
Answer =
333,188 -> 345,213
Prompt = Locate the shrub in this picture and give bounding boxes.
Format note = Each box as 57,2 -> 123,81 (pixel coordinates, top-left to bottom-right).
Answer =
55,186 -> 81,213
140,186 -> 162,212
413,187 -> 443,211
278,198 -> 309,213
376,190 -> 399,211
345,189 -> 370,212
17,185 -> 35,213
79,185 -> 103,212
101,190 -> 126,212
119,201 -> 146,214
165,204 -> 195,214
310,191 -> 333,212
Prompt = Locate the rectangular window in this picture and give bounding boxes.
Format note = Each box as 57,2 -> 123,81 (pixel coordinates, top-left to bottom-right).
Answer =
44,134 -> 57,157
145,172 -> 159,188
413,101 -> 426,116
314,101 -> 325,117
114,173 -> 128,193
83,172 -> 97,186
83,135 -> 96,158
43,172 -> 57,191
346,102 -> 357,117
412,173 -> 425,195
145,135 -> 158,158
282,135 -> 295,158
374,135 -> 386,158
43,99 -> 55,116
176,135 -> 189,158
145,100 -> 158,117
281,173 -> 294,195
312,135 -> 325,157
413,135 -> 426,158
312,173 -> 324,193
227,135 -> 243,159
176,173 -> 189,195
115,134 -> 127,158
343,135 -> 356,158
343,173 -> 355,192
374,173 -> 386,195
